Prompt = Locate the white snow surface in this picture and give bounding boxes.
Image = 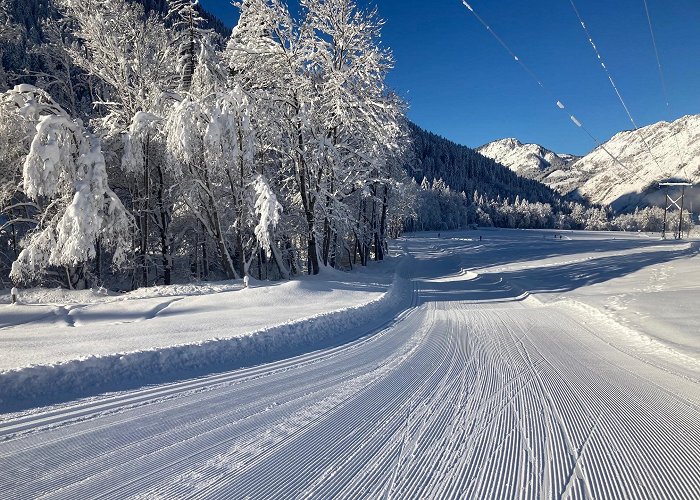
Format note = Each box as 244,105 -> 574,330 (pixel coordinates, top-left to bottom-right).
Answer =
0,261 -> 408,407
0,229 -> 699,498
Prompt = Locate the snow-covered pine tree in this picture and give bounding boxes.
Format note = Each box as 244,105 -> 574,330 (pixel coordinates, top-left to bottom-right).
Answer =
167,0 -> 209,91
3,85 -> 131,288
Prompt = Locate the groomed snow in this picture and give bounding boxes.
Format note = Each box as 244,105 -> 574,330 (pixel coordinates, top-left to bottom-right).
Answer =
1,230 -> 699,409
0,229 -> 698,497
459,229 -> 700,380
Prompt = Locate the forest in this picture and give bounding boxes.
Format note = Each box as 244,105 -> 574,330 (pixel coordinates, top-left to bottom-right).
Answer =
0,0 -> 667,291
0,0 -> 415,289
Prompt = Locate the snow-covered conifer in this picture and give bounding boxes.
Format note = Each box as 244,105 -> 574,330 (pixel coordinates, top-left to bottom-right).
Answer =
167,0 -> 211,91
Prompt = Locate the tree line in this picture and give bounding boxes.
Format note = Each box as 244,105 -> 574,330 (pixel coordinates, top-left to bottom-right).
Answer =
0,0 -> 412,289
409,177 -> 692,236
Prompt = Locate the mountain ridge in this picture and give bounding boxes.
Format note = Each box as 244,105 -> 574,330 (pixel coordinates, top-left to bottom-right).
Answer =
477,138 -> 579,183
549,114 -> 700,211
477,114 -> 700,212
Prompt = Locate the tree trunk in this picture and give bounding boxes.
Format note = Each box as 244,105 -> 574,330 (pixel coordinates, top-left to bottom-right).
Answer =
368,186 -> 377,264
270,239 -> 290,279
293,112 -> 319,275
201,224 -> 209,280
330,232 -> 338,268
95,236 -> 102,284
141,135 -> 150,287
322,162 -> 335,267
11,223 -> 17,259
155,163 -> 172,285
322,216 -> 330,267
376,184 -> 388,261
307,228 -> 320,275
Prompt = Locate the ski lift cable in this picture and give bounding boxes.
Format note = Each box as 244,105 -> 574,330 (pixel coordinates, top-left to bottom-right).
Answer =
459,1 -> 654,186
569,0 -> 668,181
642,0 -> 691,182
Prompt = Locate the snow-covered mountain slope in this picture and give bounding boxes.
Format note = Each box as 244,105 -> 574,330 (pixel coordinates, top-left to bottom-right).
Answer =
549,114 -> 700,211
477,138 -> 578,181
480,115 -> 700,212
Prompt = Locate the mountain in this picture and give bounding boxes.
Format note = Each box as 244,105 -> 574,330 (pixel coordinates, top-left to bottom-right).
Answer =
477,138 -> 579,183
552,114 -> 700,211
407,123 -> 565,205
478,115 -> 700,213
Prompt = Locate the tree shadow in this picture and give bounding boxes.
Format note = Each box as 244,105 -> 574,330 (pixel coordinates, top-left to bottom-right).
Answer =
417,245 -> 693,304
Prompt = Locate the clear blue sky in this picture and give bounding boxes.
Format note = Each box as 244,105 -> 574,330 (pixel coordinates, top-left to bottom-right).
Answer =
200,0 -> 700,156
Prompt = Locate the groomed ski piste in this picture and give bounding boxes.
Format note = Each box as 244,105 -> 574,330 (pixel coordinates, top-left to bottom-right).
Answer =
1,229 -> 699,498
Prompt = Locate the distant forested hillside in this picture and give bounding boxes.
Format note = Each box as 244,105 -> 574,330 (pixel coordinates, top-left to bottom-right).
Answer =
0,0 -> 228,92
402,123 -> 615,233
406,122 -> 563,206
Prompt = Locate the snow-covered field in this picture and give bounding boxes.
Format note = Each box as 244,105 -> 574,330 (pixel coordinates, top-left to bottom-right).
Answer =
0,229 -> 698,498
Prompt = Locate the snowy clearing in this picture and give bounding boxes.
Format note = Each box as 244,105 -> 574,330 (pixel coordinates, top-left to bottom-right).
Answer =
0,229 -> 698,498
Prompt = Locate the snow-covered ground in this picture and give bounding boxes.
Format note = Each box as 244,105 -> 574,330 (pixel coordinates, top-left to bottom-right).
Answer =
0,229 -> 698,498
0,267 -> 396,370
0,260 -> 408,408
441,228 -> 700,381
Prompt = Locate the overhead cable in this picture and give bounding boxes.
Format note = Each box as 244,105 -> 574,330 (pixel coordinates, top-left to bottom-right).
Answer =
641,0 -> 691,181
459,1 -> 655,186
569,0 -> 668,181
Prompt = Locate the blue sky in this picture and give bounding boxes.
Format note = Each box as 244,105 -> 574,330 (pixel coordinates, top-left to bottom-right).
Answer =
201,0 -> 700,156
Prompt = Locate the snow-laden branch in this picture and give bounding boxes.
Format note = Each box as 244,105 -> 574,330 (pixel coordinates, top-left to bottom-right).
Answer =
2,85 -> 133,285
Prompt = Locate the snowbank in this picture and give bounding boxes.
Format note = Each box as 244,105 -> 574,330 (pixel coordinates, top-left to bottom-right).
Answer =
0,281 -> 244,305
0,268 -> 411,411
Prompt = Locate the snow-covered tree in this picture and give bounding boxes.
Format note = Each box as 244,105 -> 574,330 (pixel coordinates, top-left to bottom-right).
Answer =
585,207 -> 610,231
167,0 -> 211,91
0,0 -> 415,286
226,0 -> 407,273
3,85 -> 131,288
0,0 -> 23,90
56,0 -> 175,132
0,79 -> 39,269
252,174 -> 286,276
302,0 -> 403,265
56,0 -> 184,286
229,2 -> 307,271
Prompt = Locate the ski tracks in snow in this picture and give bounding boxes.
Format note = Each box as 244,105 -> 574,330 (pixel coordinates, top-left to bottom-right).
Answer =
0,239 -> 699,498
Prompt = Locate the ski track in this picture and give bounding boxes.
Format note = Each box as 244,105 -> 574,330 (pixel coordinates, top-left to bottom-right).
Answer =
0,238 -> 699,498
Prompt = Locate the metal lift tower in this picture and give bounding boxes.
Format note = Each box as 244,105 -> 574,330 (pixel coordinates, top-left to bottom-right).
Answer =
659,182 -> 693,239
